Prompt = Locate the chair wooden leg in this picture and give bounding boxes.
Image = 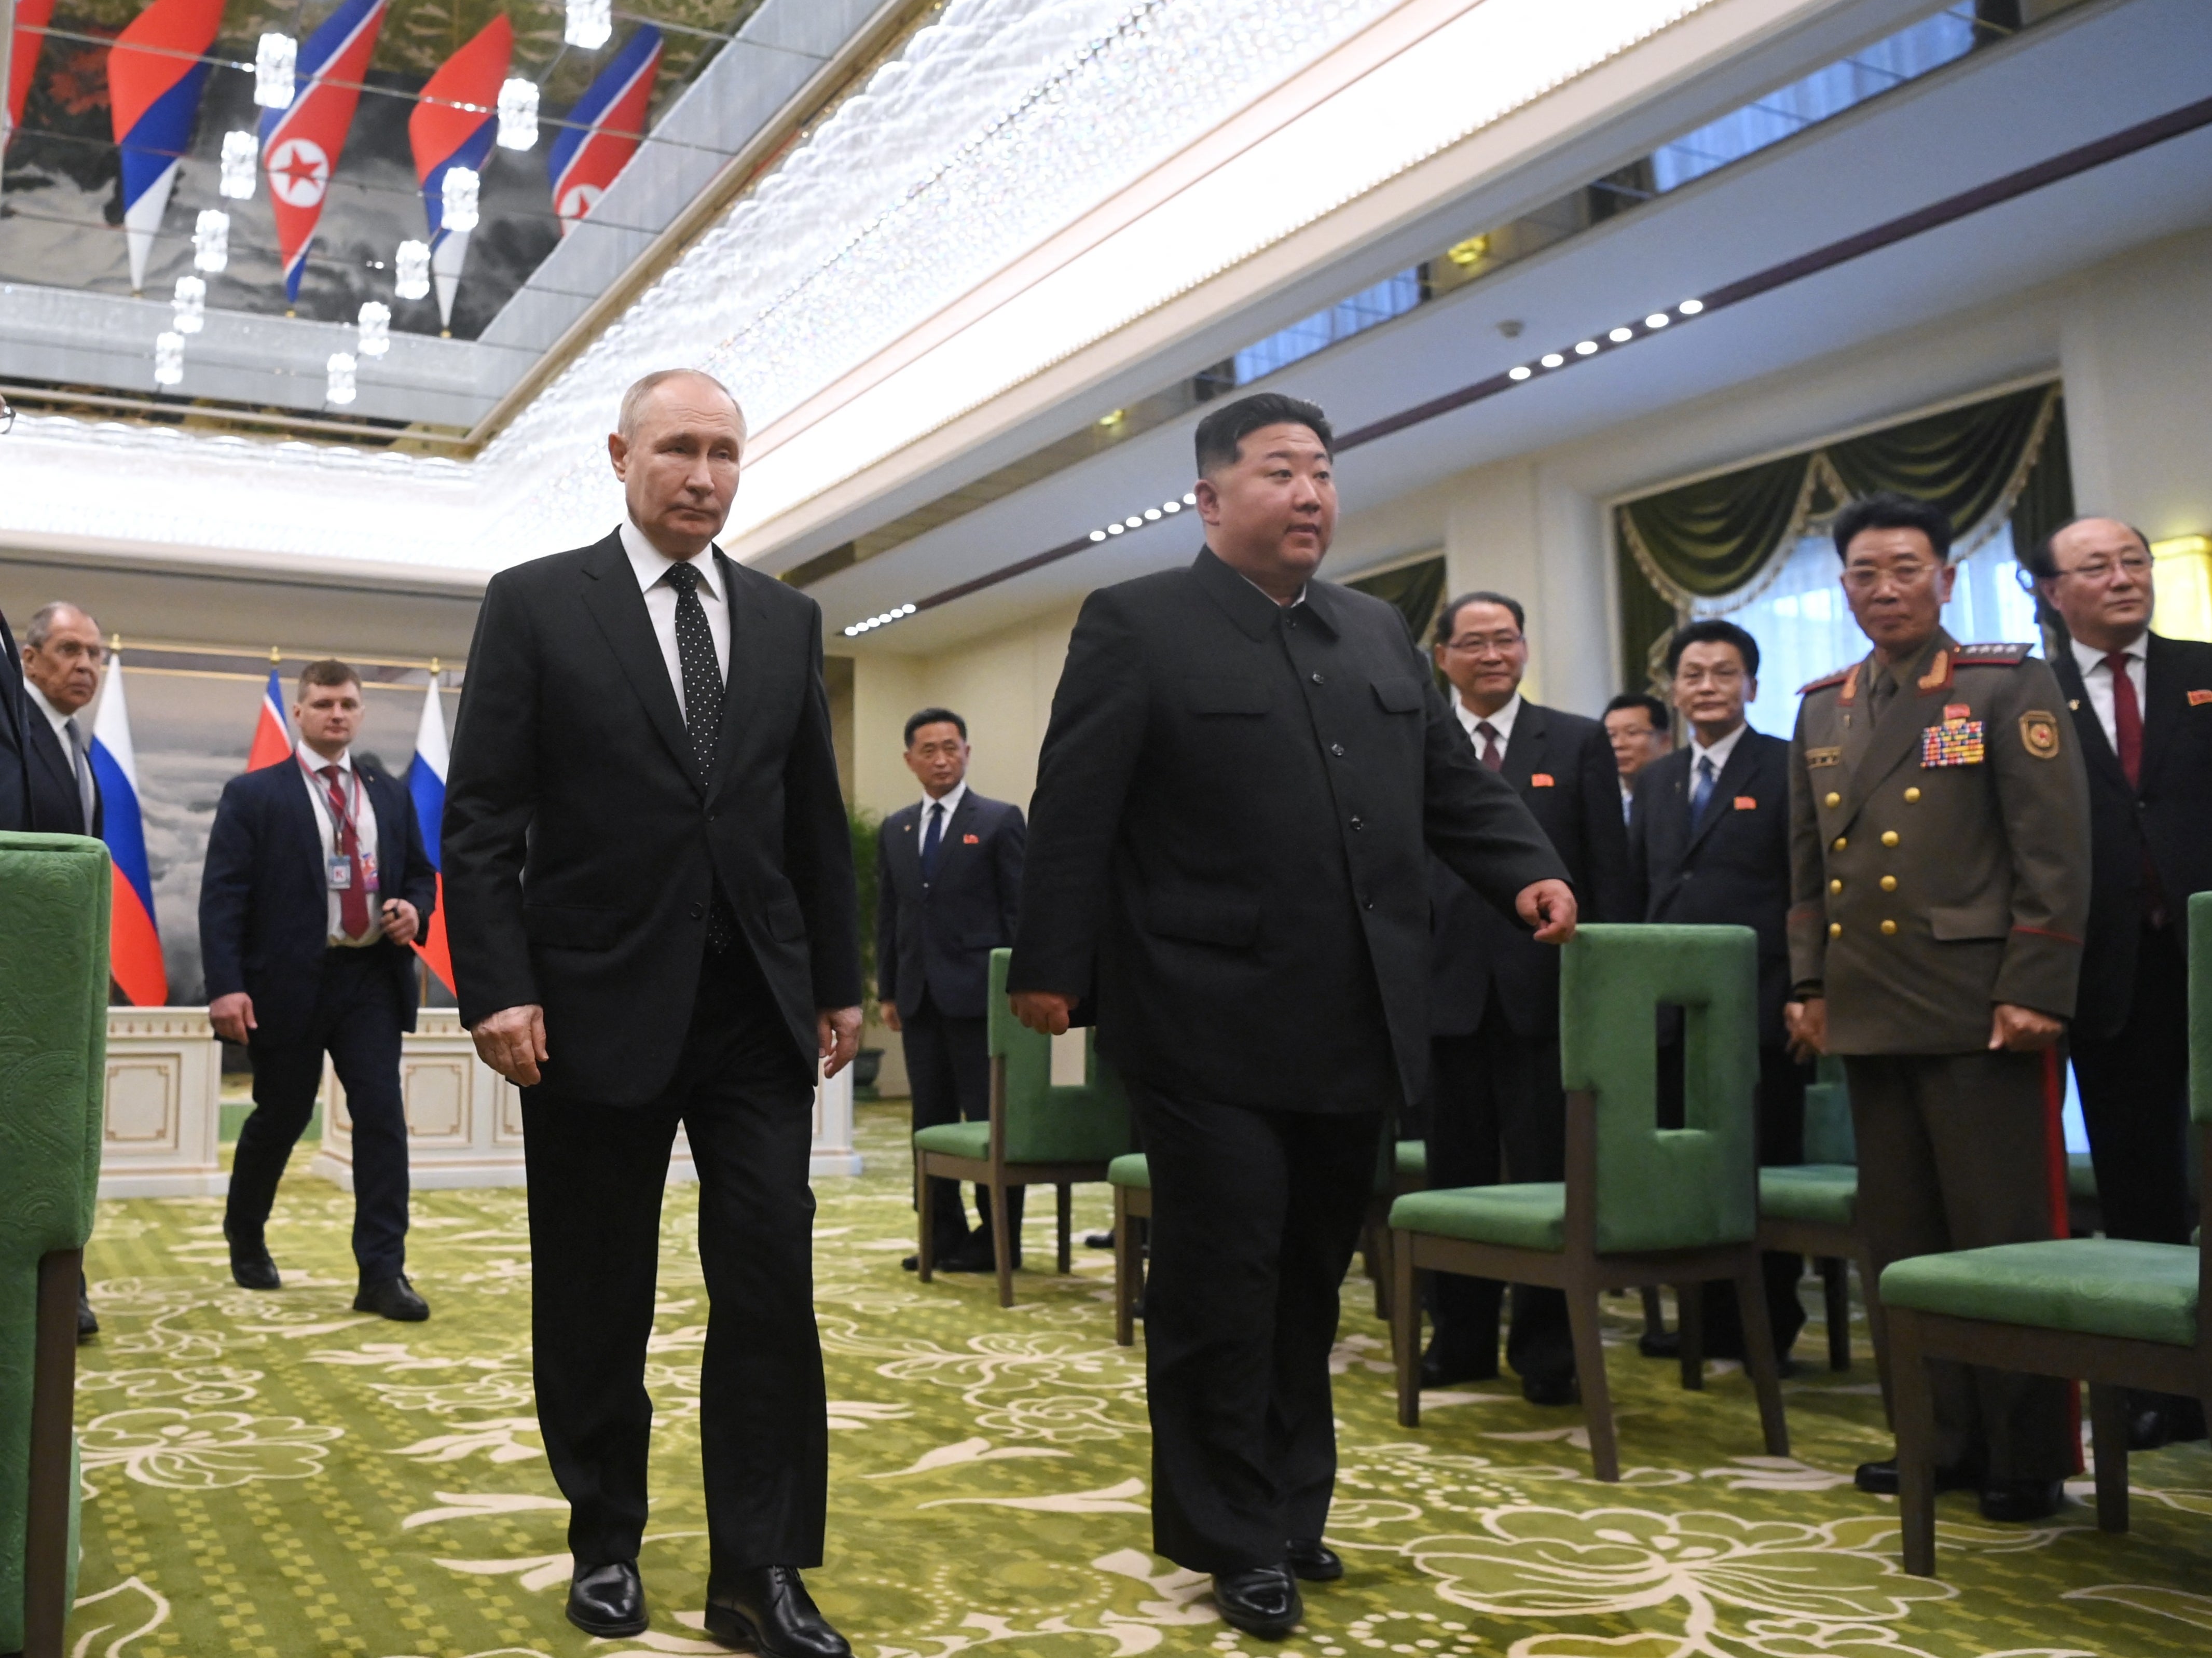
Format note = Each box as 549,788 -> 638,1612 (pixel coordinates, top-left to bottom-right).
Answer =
1888,1310 -> 1939,1577
1677,1282 -> 1705,1392
1821,1258 -> 1851,1371
1566,1280 -> 1619,1481
23,1248 -> 81,1658
2088,1383 -> 2131,1534
915,1162 -> 936,1282
1861,1248 -> 1895,1428
1112,1189 -> 1136,1347
1393,1231 -> 1420,1428
1056,1183 -> 1073,1277
990,1180 -> 1015,1309
1640,1285 -> 1667,1341
1733,1261 -> 1790,1458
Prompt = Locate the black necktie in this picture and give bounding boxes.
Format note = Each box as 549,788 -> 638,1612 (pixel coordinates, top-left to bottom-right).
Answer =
1690,755 -> 1717,823
666,560 -> 734,951
922,800 -> 946,881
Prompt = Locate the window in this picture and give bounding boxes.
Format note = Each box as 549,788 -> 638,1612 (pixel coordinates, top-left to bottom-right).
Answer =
1233,270 -> 1423,384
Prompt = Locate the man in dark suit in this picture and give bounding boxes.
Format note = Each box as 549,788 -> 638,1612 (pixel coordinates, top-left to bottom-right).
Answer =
1603,692 -> 1672,826
18,602 -> 106,840
0,599 -> 29,835
1419,592 -> 1632,1400
201,659 -> 438,1323
444,369 -> 861,1658
876,707 -> 1027,1273
2032,516 -> 2212,1449
1008,392 -> 1572,1639
1630,619 -> 1808,1369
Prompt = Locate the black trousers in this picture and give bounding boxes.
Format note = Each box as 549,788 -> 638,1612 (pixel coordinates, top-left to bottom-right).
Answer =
523,944 -> 824,1579
902,993 -> 1020,1248
227,946 -> 410,1283
1425,1005 -> 1573,1386
1128,1079 -> 1382,1572
1659,1040 -> 1810,1358
1845,1051 -> 2074,1483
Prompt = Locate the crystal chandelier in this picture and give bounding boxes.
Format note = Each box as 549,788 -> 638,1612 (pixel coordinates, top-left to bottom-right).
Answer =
326,352 -> 358,407
254,34 -> 297,109
356,301 -> 391,357
497,80 -> 539,151
191,209 -> 230,273
218,130 -> 258,199
394,240 -> 431,301
171,275 -> 206,335
564,0 -> 611,51
441,167 -> 480,234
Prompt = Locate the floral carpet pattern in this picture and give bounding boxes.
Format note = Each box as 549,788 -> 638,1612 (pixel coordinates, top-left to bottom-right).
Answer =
70,1104 -> 2212,1657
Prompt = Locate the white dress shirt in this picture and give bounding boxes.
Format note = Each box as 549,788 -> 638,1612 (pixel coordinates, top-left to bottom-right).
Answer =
2068,632 -> 2148,755
917,779 -> 969,876
1455,690 -> 1522,760
1688,720 -> 1749,780
296,740 -> 383,946
25,681 -> 97,828
620,517 -> 730,720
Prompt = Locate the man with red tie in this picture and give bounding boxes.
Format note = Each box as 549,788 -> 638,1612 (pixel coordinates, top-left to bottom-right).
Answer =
200,659 -> 438,1320
2032,517 -> 2212,1449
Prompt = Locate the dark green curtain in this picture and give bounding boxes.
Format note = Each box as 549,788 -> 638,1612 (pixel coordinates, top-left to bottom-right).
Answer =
1349,556 -> 1447,646
1616,532 -> 1682,695
2008,395 -> 2074,652
1620,453 -> 1813,600
1826,385 -> 2049,539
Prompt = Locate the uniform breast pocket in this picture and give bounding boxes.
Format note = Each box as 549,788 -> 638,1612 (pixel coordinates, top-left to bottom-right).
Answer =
1371,678 -> 1424,715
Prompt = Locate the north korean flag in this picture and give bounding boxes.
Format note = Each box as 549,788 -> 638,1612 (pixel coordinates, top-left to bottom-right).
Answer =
109,0 -> 225,294
408,13 -> 509,328
547,26 -> 661,236
260,0 -> 388,303
7,0 -> 57,135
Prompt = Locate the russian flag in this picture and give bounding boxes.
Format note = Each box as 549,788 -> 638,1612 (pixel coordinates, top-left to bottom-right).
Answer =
108,0 -> 224,294
547,26 -> 661,237
90,654 -> 168,1007
247,667 -> 291,769
406,678 -> 455,992
409,15 -> 509,329
260,0 -> 388,303
8,0 -> 56,135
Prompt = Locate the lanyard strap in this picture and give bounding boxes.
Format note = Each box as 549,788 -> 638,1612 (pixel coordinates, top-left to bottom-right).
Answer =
297,753 -> 366,846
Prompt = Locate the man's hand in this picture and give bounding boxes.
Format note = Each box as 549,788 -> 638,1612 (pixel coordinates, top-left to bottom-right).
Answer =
209,991 -> 256,1046
819,1006 -> 863,1077
1785,998 -> 1826,1061
1516,879 -> 1578,945
379,899 -> 420,946
1011,991 -> 1074,1037
1990,1002 -> 2063,1053
473,1004 -> 549,1087
880,1002 -> 902,1034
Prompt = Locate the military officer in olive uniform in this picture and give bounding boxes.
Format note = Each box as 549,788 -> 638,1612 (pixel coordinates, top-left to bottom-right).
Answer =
1784,492 -> 2090,1525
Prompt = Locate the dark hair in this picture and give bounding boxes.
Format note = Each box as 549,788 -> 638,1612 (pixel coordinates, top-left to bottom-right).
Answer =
1194,393 -> 1334,476
1433,590 -> 1525,643
2021,515 -> 2152,581
1664,618 -> 1761,680
1603,693 -> 1671,730
904,707 -> 967,747
297,658 -> 361,697
1831,491 -> 1953,562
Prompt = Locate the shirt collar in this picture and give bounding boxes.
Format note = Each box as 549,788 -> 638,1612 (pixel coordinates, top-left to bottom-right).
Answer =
1689,721 -> 1749,773
922,779 -> 969,821
1457,690 -> 1522,744
297,739 -> 353,776
2070,631 -> 2147,675
620,516 -> 724,602
1236,570 -> 1308,609
24,681 -> 76,740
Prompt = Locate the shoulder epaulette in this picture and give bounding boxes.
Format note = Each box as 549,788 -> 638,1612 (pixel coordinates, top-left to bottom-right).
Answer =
1797,666 -> 1854,695
1952,642 -> 2034,666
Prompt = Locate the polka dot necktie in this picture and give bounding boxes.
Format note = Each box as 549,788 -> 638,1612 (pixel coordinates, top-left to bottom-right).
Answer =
666,560 -> 735,952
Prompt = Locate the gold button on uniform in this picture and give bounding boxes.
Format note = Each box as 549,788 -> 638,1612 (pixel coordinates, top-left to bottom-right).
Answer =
1829,922 -> 1843,938
1824,791 -> 1841,808
1880,875 -> 1897,892
1880,919 -> 1898,935
1833,836 -> 1848,851
1881,830 -> 1900,848
1904,787 -> 1921,803
1830,878 -> 1843,894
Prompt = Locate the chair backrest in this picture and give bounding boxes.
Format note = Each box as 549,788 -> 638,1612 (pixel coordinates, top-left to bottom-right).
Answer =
1560,923 -> 1758,1254
1803,1055 -> 1856,1165
0,833 -> 111,1653
987,949 -> 1131,1164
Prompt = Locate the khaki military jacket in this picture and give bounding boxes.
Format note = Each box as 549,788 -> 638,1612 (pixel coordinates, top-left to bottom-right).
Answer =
1787,629 -> 2089,1055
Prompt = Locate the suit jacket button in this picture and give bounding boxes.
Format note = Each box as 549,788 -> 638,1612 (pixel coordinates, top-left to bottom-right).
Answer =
1830,878 -> 1843,894
1881,830 -> 1900,847
1311,672 -> 1327,684
1829,922 -> 1843,938
1880,919 -> 1898,935
690,902 -> 704,920
1833,836 -> 1847,851
1880,875 -> 1897,892
1350,816 -> 1364,830
1364,900 -> 1375,911
1824,791 -> 1841,808
1331,743 -> 1345,757
1904,787 -> 1921,803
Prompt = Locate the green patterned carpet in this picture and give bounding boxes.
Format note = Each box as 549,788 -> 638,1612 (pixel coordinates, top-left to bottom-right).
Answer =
69,1102 -> 2212,1657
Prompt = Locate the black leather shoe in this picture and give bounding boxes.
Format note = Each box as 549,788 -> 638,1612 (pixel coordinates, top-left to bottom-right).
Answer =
353,1275 -> 430,1321
1419,1347 -> 1499,1389
1853,1458 -> 1979,1497
1979,1480 -> 2065,1523
705,1566 -> 851,1657
1639,1328 -> 1680,1360
568,1560 -> 646,1637
1084,1229 -> 1116,1250
1285,1539 -> 1342,1582
1521,1374 -> 1578,1407
1212,1565 -> 1301,1639
2127,1406 -> 2172,1452
224,1221 -> 280,1291
77,1275 -> 98,1342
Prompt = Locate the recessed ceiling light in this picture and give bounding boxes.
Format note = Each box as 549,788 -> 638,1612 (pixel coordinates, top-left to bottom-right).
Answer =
1645,312 -> 1669,328
1162,500 -> 1180,513
1089,529 -> 1107,542
1679,298 -> 1705,315
1508,365 -> 1531,381
1183,492 -> 1197,505
1144,507 -> 1161,520
1608,326 -> 1633,343
1540,352 -> 1564,368
1107,523 -> 1124,534
1574,340 -> 1598,356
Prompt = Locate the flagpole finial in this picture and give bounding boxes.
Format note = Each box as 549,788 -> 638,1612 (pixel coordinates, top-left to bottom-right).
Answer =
270,645 -> 282,663
430,657 -> 442,676
111,632 -> 122,653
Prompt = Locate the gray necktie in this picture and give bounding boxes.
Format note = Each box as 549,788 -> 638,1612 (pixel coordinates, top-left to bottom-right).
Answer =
64,715 -> 94,830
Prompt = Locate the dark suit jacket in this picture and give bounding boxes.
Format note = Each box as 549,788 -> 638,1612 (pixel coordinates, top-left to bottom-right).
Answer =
2051,634 -> 2212,1040
1009,548 -> 1568,1111
1631,728 -> 1793,1045
443,531 -> 861,1105
199,757 -> 437,1047
0,605 -> 31,833
877,789 -> 1025,1021
23,698 -> 104,838
1428,700 -> 1631,1038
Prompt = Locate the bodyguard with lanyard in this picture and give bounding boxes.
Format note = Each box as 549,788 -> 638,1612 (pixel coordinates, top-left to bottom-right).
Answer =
200,658 -> 439,1320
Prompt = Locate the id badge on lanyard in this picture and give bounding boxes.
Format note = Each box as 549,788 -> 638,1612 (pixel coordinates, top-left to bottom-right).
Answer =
305,759 -> 379,893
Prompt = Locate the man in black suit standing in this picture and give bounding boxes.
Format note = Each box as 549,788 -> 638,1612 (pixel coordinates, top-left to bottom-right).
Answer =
0,599 -> 29,836
2032,516 -> 2212,1449
1603,692 -> 1672,825
444,369 -> 861,1658
18,602 -> 106,841
877,708 -> 1027,1273
1419,592 -> 1632,1400
1008,393 -> 1572,1639
1629,619 -> 1808,1369
200,660 -> 438,1322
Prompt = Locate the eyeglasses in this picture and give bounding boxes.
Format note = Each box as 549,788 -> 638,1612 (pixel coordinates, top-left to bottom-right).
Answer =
1441,632 -> 1523,655
1842,562 -> 1936,590
1672,665 -> 1744,687
2055,554 -> 2152,582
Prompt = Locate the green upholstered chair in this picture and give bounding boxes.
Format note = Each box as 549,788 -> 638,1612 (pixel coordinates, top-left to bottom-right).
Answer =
1757,1059 -> 1888,1389
1879,892 -> 2212,1578
1389,924 -> 1789,1481
1,834 -> 111,1658
914,950 -> 1131,1307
